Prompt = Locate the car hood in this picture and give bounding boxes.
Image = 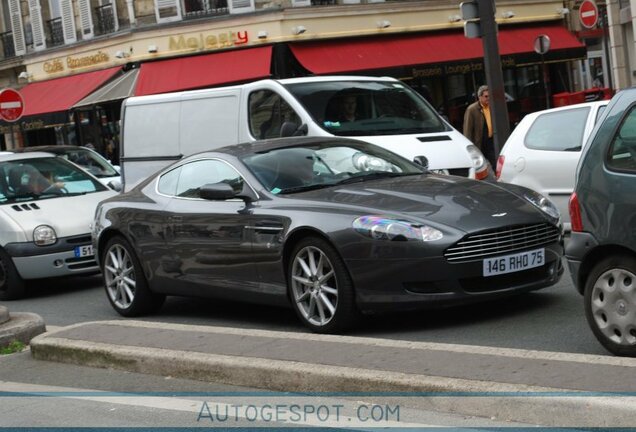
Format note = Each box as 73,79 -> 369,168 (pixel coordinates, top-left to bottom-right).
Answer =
0,190 -> 116,241
285,175 -> 550,233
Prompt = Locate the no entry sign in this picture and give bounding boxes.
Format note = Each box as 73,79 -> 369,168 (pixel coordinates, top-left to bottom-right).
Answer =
0,88 -> 24,122
579,0 -> 599,29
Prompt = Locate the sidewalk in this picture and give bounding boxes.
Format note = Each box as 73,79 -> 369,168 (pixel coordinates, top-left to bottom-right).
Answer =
30,319 -> 636,427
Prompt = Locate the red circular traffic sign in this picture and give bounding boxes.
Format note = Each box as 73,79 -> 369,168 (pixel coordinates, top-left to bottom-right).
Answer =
579,0 -> 599,29
0,88 -> 24,122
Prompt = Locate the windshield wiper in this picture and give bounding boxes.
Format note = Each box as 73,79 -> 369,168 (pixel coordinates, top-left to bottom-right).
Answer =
277,183 -> 332,194
335,172 -> 414,185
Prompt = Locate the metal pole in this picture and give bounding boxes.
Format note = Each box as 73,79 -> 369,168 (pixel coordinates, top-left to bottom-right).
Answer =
542,54 -> 551,108
602,6 -> 614,90
478,0 -> 510,158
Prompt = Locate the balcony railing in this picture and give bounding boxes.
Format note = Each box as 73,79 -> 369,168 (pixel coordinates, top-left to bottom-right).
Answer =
0,31 -> 15,58
95,3 -> 116,35
184,0 -> 228,19
47,18 -> 64,46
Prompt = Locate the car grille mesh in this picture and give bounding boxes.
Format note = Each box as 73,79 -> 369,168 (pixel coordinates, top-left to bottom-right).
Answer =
444,223 -> 560,263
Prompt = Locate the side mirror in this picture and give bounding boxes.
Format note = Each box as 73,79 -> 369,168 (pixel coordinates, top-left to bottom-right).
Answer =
413,156 -> 429,170
200,182 -> 236,200
113,165 -> 121,174
280,122 -> 308,138
107,179 -> 122,192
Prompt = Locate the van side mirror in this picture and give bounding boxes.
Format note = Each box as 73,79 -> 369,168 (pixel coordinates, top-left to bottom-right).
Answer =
280,122 -> 308,138
107,179 -> 122,192
413,156 -> 429,170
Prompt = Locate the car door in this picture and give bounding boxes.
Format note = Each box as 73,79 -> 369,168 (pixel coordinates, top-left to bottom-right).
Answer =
161,158 -> 258,296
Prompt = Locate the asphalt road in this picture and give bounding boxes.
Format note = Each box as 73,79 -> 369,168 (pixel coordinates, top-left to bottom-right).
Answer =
2,263 -> 607,356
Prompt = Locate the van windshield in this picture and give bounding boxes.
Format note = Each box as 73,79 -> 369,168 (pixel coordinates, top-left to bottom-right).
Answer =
284,80 -> 449,136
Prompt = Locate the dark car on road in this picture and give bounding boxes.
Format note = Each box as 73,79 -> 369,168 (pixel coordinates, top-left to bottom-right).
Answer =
93,137 -> 564,333
567,88 -> 636,356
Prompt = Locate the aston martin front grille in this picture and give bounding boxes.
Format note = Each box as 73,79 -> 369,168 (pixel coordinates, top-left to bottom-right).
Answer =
444,223 -> 561,263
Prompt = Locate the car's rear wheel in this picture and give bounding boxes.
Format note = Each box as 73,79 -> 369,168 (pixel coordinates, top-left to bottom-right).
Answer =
585,255 -> 636,356
102,236 -> 165,316
288,236 -> 356,333
0,249 -> 25,300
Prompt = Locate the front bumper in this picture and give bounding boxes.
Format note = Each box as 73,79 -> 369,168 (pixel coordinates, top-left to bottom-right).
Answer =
348,242 -> 564,312
5,234 -> 98,280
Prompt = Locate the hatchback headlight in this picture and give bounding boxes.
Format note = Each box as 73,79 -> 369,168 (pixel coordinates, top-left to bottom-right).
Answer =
466,144 -> 487,170
523,191 -> 560,220
353,216 -> 443,242
33,225 -> 57,246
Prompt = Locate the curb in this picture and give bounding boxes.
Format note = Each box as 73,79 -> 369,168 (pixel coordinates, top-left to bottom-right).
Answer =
30,324 -> 636,427
0,312 -> 45,347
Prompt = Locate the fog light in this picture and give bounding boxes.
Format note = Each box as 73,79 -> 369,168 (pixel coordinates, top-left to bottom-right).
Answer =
53,259 -> 63,267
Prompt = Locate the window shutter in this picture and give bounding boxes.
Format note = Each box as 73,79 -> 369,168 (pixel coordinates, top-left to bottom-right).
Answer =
8,0 -> 26,55
154,0 -> 181,23
60,0 -> 77,43
228,0 -> 254,14
28,0 -> 46,50
77,0 -> 93,39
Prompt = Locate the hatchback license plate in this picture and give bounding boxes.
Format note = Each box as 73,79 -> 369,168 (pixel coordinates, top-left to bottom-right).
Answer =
483,248 -> 544,277
74,245 -> 94,258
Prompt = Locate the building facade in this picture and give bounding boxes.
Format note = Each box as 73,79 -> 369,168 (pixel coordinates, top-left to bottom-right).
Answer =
0,0 -> 595,154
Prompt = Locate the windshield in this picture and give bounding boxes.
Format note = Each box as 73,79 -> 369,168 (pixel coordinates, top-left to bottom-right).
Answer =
60,148 -> 119,178
0,157 -> 107,203
284,80 -> 449,136
242,141 -> 424,194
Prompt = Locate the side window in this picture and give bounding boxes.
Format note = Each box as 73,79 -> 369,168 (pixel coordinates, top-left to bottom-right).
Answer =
157,166 -> 181,196
175,159 -> 244,199
607,106 -> 636,173
525,107 -> 590,151
248,90 -> 301,139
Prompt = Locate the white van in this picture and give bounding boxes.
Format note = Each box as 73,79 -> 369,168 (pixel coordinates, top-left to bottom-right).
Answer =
120,76 -> 488,191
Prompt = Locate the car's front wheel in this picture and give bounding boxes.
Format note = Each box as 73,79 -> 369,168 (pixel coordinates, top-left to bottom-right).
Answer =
585,255 -> 636,356
288,237 -> 356,333
102,236 -> 165,316
0,249 -> 25,300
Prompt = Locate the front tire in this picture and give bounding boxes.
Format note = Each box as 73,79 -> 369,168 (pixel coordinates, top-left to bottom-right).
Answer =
0,249 -> 25,300
288,236 -> 357,333
102,236 -> 165,316
584,255 -> 636,356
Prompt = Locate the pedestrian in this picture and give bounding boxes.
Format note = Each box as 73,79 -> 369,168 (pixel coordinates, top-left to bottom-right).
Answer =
463,85 -> 496,169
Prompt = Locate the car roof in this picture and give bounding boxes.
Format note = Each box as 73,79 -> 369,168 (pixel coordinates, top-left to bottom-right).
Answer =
273,75 -> 398,85
198,136 -> 371,158
15,145 -> 90,154
0,151 -> 57,162
523,100 -> 609,119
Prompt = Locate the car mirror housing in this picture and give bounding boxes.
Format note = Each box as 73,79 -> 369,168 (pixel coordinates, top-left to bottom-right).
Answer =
200,183 -> 237,200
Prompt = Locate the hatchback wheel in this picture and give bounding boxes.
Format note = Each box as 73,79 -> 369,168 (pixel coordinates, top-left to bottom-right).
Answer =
585,255 -> 636,356
102,236 -> 165,316
288,237 -> 356,333
0,249 -> 25,300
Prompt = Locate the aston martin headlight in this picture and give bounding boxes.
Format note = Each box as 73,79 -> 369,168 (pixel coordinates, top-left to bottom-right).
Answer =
523,191 -> 560,220
353,216 -> 443,242
33,225 -> 57,246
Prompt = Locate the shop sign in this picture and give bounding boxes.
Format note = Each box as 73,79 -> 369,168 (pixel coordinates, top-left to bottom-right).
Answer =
168,30 -> 249,51
412,57 -> 515,79
44,51 -> 110,74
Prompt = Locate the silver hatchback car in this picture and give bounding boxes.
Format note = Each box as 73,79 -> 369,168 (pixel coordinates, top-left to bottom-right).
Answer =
0,152 -> 116,300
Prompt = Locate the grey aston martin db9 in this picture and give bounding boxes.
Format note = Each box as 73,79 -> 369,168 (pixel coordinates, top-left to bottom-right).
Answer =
93,137 -> 564,332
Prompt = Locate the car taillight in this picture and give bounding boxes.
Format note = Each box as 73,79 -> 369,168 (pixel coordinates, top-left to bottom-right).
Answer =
569,192 -> 583,232
495,155 -> 504,179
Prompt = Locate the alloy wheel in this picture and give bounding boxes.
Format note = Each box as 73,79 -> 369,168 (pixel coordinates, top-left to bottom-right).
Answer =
590,268 -> 636,346
104,243 -> 137,310
291,245 -> 339,327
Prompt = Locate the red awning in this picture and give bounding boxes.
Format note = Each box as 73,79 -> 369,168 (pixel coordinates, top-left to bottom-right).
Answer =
135,46 -> 272,96
290,24 -> 585,74
20,67 -> 121,117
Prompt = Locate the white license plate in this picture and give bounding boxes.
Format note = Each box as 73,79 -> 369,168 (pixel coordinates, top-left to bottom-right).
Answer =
74,245 -> 94,258
483,248 -> 545,277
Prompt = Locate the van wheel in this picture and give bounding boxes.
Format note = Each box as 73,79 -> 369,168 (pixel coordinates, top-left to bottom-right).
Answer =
102,236 -> 165,317
288,237 -> 357,333
0,249 -> 25,300
584,255 -> 636,356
